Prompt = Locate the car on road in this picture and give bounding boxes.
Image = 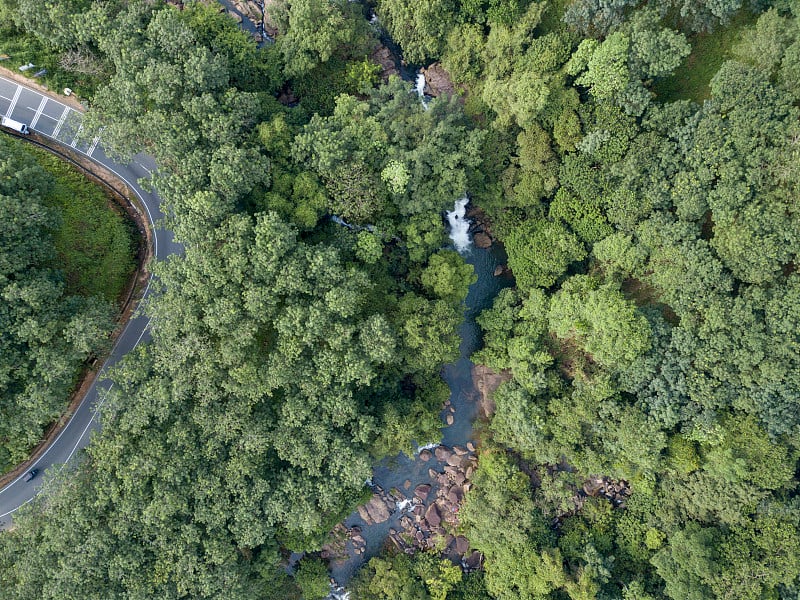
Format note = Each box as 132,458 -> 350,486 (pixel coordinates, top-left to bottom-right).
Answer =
1,116 -> 30,134
23,469 -> 38,482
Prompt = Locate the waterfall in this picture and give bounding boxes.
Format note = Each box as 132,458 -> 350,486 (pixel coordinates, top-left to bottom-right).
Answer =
415,442 -> 439,454
446,196 -> 472,254
326,584 -> 351,600
415,72 -> 428,109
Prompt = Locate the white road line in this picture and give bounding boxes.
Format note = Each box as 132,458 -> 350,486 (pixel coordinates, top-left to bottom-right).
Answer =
70,123 -> 84,148
87,133 -> 102,156
4,84 -> 21,117
52,105 -> 71,138
29,96 -> 48,128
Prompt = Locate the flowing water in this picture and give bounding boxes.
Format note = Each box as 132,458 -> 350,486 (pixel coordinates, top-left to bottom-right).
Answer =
328,200 -> 512,587
415,72 -> 429,109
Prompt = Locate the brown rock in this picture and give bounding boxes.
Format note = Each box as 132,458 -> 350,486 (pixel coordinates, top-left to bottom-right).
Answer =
435,446 -> 451,462
446,453 -> 462,467
419,449 -> 432,462
472,364 -> 512,418
583,476 -> 604,497
403,479 -> 411,490
454,536 -> 470,555
425,504 -> 442,528
453,472 -> 466,486
444,465 -> 458,477
357,494 -> 392,524
453,445 -> 468,456
414,484 -> 432,501
415,530 -> 425,542
421,62 -> 456,97
473,232 -> 492,249
465,466 -> 474,480
428,468 -> 439,479
466,441 -> 476,452
445,414 -> 454,426
370,45 -> 399,81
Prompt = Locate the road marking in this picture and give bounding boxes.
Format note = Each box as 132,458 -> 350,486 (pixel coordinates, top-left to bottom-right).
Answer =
88,134 -> 102,157
70,123 -> 84,148
51,105 -> 71,138
4,84 -> 21,117
29,96 -> 48,128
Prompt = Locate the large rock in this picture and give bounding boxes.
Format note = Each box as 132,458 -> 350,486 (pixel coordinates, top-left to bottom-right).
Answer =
421,62 -> 456,97
357,494 -> 392,524
454,535 -> 470,555
473,232 -> 492,249
370,45 -> 399,80
446,453 -> 462,467
425,504 -> 442,528
472,364 -> 513,418
434,446 -> 451,462
419,449 -> 432,462
414,484 -> 432,501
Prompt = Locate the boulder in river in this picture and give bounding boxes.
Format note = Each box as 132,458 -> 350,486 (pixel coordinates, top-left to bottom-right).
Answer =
425,504 -> 442,528
414,484 -> 432,501
357,494 -> 392,524
473,232 -> 492,249
435,446 -> 451,462
419,449 -> 432,462
446,413 -> 454,425
421,62 -> 456,97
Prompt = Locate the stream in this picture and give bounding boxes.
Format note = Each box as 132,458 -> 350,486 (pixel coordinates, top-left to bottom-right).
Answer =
327,205 -> 512,587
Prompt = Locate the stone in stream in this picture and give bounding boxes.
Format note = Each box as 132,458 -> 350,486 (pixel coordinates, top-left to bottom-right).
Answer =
466,441 -> 476,452
434,446 -> 451,462
403,479 -> 411,490
473,232 -> 492,249
414,484 -> 432,501
419,449 -> 432,462
445,414 -> 454,425
428,468 -> 439,479
453,445 -> 468,456
446,453 -> 462,467
357,494 -> 392,524
425,504 -> 442,528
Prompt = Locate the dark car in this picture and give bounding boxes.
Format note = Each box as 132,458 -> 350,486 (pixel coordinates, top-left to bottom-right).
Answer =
23,469 -> 38,482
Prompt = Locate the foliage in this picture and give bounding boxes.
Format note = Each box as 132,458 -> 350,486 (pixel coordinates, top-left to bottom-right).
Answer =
0,135 -> 118,474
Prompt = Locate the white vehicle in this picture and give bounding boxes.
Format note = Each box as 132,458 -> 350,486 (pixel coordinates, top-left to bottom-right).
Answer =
1,116 -> 30,134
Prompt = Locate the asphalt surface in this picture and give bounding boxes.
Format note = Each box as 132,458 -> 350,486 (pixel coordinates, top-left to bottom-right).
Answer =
0,75 -> 181,528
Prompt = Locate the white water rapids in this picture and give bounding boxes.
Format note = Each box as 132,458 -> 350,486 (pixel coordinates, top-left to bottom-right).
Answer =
446,196 -> 472,253
415,72 -> 428,109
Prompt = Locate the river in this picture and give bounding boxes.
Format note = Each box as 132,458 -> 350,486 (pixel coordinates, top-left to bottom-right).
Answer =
328,211 -> 512,585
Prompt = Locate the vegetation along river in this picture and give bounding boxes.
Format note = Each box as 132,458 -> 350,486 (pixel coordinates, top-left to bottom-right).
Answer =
327,204 -> 513,586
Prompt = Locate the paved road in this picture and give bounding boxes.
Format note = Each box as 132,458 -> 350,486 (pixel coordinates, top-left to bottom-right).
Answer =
0,76 -> 181,528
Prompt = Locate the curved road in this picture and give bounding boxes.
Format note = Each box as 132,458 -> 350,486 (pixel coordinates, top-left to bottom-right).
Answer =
0,75 -> 180,528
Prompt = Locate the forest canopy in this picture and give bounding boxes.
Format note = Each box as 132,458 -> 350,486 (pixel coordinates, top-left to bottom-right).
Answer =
1,0 -> 799,599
